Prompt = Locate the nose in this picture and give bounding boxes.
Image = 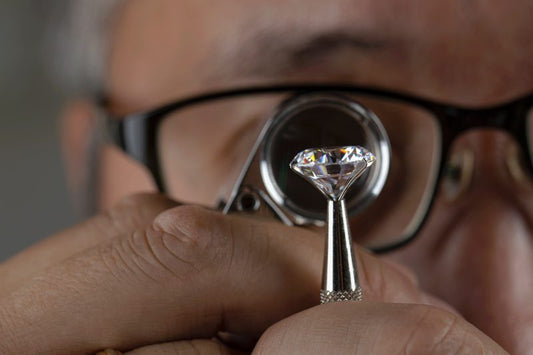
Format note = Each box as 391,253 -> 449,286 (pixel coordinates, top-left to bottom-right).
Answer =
388,130 -> 533,353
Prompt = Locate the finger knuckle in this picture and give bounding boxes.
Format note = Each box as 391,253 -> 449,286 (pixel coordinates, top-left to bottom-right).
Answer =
404,305 -> 486,354
94,206 -> 211,284
153,205 -> 218,249
145,205 -> 229,275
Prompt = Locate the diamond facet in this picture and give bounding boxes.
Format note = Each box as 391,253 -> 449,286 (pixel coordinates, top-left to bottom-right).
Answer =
289,146 -> 375,201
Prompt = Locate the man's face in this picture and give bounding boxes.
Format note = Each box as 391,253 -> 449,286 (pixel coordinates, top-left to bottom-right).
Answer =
98,0 -> 533,352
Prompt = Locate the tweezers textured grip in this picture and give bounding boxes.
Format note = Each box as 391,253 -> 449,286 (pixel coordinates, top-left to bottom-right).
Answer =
320,288 -> 363,303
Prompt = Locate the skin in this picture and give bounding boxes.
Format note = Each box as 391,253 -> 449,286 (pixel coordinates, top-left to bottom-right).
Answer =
0,0 -> 532,353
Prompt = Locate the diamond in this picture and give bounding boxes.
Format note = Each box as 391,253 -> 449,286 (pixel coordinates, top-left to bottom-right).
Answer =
289,146 -> 375,201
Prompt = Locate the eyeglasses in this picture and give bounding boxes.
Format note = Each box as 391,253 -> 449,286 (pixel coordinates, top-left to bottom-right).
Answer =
103,84 -> 533,252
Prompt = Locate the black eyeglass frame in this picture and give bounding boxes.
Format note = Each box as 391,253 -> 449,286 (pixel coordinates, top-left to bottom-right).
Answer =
103,84 -> 533,253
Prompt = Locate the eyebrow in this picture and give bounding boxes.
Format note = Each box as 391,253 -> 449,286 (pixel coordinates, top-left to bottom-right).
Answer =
212,29 -> 391,79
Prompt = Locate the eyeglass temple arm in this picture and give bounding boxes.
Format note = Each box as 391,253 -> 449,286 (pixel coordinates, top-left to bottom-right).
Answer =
101,112 -> 166,191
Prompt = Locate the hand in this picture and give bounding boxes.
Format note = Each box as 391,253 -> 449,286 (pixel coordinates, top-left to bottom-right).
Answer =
0,194 -> 506,354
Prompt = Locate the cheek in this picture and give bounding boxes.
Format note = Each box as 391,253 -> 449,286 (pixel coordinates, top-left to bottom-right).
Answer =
98,144 -> 157,211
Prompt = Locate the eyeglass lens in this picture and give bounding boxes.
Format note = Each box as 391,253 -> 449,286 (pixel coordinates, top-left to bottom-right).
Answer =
157,92 -> 443,249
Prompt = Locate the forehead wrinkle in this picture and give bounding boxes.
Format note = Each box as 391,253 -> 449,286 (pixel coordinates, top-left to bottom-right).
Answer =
206,27 -> 391,81
290,30 -> 389,63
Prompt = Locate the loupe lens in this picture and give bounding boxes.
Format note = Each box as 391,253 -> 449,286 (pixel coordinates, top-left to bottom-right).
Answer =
261,93 -> 390,222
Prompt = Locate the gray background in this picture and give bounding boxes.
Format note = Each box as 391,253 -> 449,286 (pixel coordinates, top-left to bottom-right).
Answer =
0,1 -> 77,262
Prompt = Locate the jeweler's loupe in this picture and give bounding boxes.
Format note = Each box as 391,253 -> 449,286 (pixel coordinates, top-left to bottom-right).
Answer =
224,93 -> 391,226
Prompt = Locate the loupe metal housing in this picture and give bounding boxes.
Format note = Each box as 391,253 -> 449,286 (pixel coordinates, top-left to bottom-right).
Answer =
224,93 -> 391,226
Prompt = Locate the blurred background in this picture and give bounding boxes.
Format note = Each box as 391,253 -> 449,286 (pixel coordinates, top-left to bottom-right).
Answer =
0,0 -> 78,262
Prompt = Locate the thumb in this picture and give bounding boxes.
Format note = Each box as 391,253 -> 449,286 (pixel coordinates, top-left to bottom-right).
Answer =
254,302 -> 507,354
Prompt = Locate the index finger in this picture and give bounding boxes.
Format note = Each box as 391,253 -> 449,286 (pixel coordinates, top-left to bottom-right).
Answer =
0,205 -> 452,353
0,193 -> 178,296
